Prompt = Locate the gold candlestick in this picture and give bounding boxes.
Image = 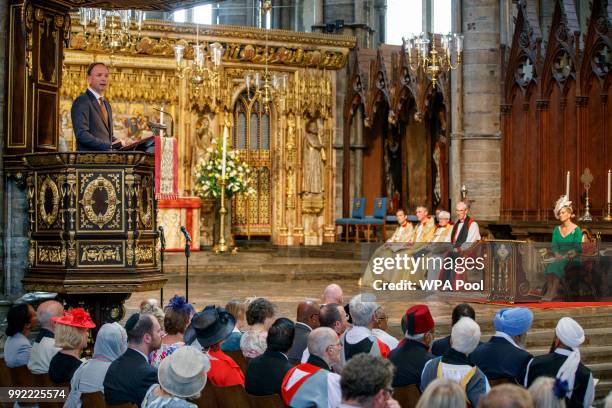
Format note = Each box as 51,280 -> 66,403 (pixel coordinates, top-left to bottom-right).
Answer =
578,168 -> 593,222
604,202 -> 612,222
214,178 -> 229,253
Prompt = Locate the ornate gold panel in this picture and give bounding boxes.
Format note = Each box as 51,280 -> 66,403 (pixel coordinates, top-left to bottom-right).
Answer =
77,171 -> 124,232
136,241 -> 155,266
37,243 -> 65,265
36,174 -> 61,230
138,175 -> 154,229
77,242 -> 124,268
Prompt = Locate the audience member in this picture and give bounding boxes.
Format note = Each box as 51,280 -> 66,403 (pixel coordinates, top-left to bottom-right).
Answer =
525,317 -> 594,408
372,306 -> 399,350
339,354 -> 400,408
342,295 -> 390,364
471,307 -> 534,384
288,300 -> 320,364
389,305 -> 435,388
421,317 -> 489,407
478,383 -> 534,408
221,299 -> 247,352
281,327 -> 342,408
104,313 -> 162,406
65,322 -> 127,408
28,300 -> 63,374
246,317 -> 295,396
140,299 -> 166,331
150,295 -> 194,367
48,308 -> 95,384
142,346 -> 209,408
4,303 -> 36,368
240,297 -> 276,358
432,303 -> 477,356
528,377 -> 566,408
416,378 -> 467,408
322,283 -> 344,305
188,305 -> 245,387
301,303 -> 349,365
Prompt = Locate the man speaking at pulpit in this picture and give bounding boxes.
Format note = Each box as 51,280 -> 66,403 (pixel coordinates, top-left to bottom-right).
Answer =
71,62 -> 125,151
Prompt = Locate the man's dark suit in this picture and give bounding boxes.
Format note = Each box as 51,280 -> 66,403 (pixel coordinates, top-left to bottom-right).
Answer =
103,348 -> 157,406
71,89 -> 115,151
287,322 -> 311,364
470,336 -> 533,384
388,339 -> 434,388
245,350 -> 294,396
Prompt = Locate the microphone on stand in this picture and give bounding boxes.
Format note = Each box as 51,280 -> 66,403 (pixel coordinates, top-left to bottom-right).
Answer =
180,226 -> 191,302
180,226 -> 192,243
158,226 -> 166,306
152,106 -> 175,138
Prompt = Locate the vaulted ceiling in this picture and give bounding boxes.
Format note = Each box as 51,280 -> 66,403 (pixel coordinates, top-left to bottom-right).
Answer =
49,0 -> 222,12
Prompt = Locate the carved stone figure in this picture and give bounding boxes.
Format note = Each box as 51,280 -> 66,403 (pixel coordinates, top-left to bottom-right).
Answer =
192,115 -> 214,174
302,119 -> 326,195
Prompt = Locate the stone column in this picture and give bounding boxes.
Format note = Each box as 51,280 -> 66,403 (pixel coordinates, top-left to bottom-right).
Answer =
459,0 -> 501,220
0,0 -> 7,293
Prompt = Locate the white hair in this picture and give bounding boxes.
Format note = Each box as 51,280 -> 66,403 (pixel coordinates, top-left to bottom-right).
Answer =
349,294 -> 379,327
456,201 -> 468,211
451,317 -> 480,355
438,211 -> 450,220
307,327 -> 338,359
529,377 -> 566,408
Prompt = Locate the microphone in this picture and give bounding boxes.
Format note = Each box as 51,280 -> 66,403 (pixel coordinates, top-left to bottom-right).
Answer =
158,226 -> 166,250
152,106 -> 175,138
180,226 -> 192,243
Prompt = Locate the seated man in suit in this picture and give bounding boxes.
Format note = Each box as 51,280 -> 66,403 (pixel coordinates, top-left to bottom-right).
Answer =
471,307 -> 534,384
246,318 -> 296,396
389,305 -> 435,389
71,62 -> 125,151
103,313 -> 162,406
287,300 -> 320,364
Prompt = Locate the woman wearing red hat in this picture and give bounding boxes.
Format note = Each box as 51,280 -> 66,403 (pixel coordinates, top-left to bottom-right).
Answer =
48,308 -> 96,385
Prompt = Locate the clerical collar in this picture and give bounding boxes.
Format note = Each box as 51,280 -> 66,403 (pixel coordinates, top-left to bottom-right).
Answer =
307,354 -> 331,371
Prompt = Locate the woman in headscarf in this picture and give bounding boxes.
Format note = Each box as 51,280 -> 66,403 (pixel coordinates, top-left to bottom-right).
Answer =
150,295 -> 195,367
542,196 -> 583,301
65,322 -> 127,408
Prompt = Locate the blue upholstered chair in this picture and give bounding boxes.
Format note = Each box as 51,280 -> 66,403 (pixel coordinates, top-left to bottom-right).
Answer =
335,197 -> 366,241
356,197 -> 388,241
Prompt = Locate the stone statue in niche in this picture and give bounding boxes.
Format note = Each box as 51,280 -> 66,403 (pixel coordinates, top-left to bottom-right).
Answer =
384,131 -> 401,210
191,115 -> 215,175
302,119 -> 326,196
286,115 -> 297,208
432,110 -> 447,209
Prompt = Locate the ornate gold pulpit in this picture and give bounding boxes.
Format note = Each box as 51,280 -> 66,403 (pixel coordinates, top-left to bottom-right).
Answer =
22,152 -> 165,325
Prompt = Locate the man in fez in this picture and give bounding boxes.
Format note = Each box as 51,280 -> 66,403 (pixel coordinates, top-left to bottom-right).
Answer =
71,62 -> 125,151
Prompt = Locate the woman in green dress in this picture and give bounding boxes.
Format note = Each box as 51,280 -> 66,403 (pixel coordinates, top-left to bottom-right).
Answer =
542,195 -> 583,301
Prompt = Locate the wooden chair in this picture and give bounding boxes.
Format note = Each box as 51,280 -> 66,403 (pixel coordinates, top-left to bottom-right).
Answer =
9,365 -> 35,386
211,384 -> 252,408
489,378 -> 512,387
225,350 -> 249,375
247,393 -> 286,408
80,391 -> 106,408
0,359 -> 13,408
392,384 -> 421,408
192,382 -> 218,408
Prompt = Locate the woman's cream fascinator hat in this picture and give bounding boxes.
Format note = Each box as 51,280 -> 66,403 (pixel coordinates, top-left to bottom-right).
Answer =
553,195 -> 572,219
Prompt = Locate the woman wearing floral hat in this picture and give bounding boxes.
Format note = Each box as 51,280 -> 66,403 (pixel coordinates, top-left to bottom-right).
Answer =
150,295 -> 195,367
48,308 -> 96,384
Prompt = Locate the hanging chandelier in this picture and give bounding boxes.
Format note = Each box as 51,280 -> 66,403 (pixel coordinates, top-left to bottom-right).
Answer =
403,32 -> 463,88
243,0 -> 289,112
174,35 -> 224,100
78,8 -> 146,53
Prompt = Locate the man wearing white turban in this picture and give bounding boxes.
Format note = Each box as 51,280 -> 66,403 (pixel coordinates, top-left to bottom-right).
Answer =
524,317 -> 594,408
471,307 -> 534,384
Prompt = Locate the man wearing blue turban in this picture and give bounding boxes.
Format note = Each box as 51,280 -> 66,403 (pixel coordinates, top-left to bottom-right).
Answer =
471,307 -> 534,384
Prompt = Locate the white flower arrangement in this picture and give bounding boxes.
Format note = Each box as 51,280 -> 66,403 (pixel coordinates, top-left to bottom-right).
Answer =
194,143 -> 255,199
